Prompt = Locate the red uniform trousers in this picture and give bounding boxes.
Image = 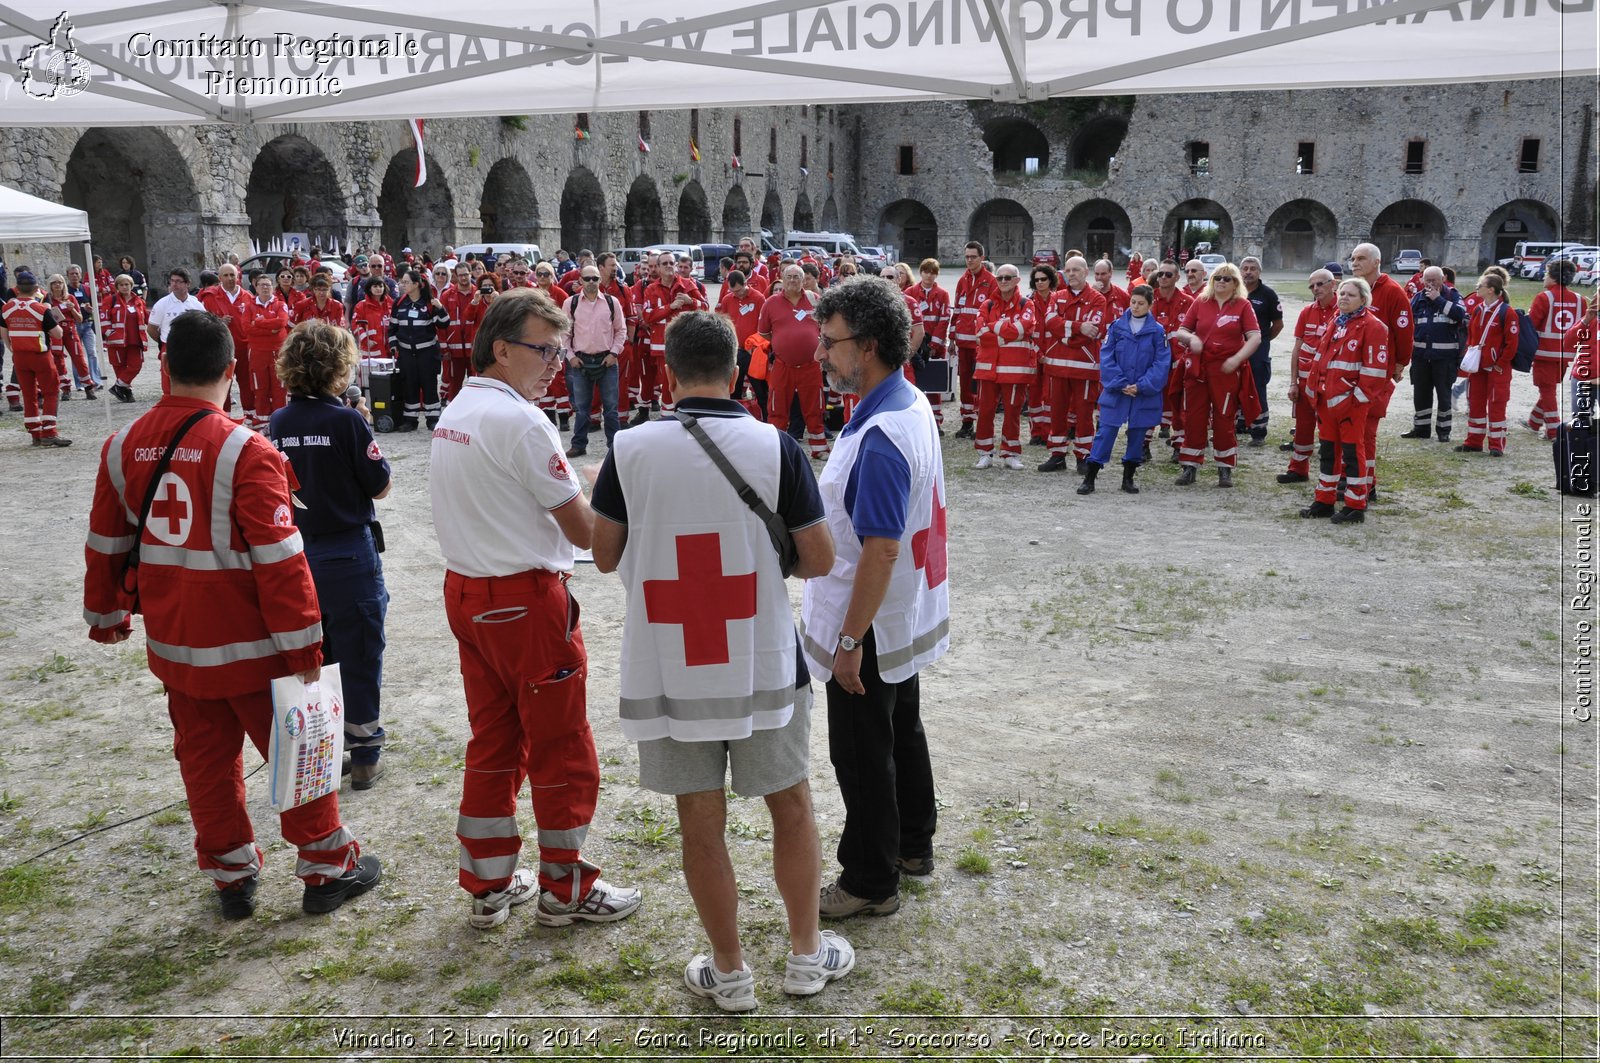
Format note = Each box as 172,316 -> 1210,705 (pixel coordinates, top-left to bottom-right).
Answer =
769,359 -> 828,456
1529,361 -> 1568,439
1315,405 -> 1371,510
1464,370 -> 1513,452
250,344 -> 287,427
16,352 -> 60,440
1179,361 -> 1241,468
444,569 -> 601,902
442,355 -> 470,403
538,364 -> 571,418
955,344 -> 978,424
234,352 -> 256,421
167,688 -> 359,888
1286,386 -> 1318,476
1026,367 -> 1050,438
110,342 -> 145,388
976,382 -> 1026,456
1048,377 -> 1100,460
1163,360 -> 1187,448
636,355 -> 673,411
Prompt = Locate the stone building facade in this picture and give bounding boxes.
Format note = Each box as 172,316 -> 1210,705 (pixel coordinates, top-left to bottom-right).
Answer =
0,77 -> 1591,282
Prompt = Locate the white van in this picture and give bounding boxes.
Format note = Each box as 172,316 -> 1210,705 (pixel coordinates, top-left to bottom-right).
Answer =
644,244 -> 705,280
1511,241 -> 1567,279
786,231 -> 865,259
454,242 -> 542,265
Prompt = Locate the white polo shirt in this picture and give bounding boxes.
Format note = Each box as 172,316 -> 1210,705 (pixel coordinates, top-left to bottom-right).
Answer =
429,375 -> 581,577
147,292 -> 207,342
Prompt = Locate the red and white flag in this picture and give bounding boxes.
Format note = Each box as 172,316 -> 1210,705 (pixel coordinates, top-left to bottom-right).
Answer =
409,118 -> 427,187
638,134 -> 651,154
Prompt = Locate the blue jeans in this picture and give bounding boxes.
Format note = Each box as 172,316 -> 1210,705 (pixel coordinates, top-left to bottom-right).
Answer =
74,323 -> 103,387
565,362 -> 619,450
304,526 -> 389,764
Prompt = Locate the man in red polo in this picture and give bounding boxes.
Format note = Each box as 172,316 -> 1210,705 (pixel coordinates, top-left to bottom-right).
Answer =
759,264 -> 827,458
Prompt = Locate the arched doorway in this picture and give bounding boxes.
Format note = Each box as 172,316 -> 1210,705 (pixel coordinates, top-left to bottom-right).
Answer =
820,195 -> 839,231
1371,200 -> 1448,264
677,181 -> 710,245
721,187 -> 751,243
245,135 -> 347,250
62,128 -> 202,276
1062,199 -> 1132,264
624,175 -> 663,247
877,199 -> 938,263
761,189 -> 785,243
970,199 -> 1033,263
1069,115 -> 1128,180
559,168 -> 606,254
793,191 -> 815,232
1162,199 -> 1234,260
1479,199 -> 1561,266
379,149 -> 455,255
480,158 -> 539,245
983,119 -> 1050,175
1263,199 -> 1339,270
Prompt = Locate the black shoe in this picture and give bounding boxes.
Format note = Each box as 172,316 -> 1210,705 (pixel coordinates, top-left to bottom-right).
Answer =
84,384 -> 99,400
1399,427 -> 1431,439
1331,506 -> 1366,524
60,388 -> 73,402
1076,462 -> 1100,495
628,408 -> 651,427
1037,453 -> 1067,473
1488,449 -> 1504,457
1158,425 -> 1171,439
1278,441 -> 1294,452
1217,466 -> 1233,488
559,414 -> 570,431
303,855 -> 382,914
1453,444 -> 1481,453
218,876 -> 258,921
1247,436 -> 1266,448
7,401 -> 20,412
111,384 -> 134,403
1436,432 -> 1451,443
424,416 -> 439,430
1074,457 -> 1086,474
1276,471 -> 1309,484
41,436 -> 73,448
1369,485 -> 1379,503
954,422 -> 974,439
1175,466 -> 1197,486
1029,434 -> 1047,447
1300,501 -> 1336,518
1120,461 -> 1140,494
392,418 -> 418,433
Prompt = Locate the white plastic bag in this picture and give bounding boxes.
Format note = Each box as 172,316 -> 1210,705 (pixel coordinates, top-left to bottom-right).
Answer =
1460,345 -> 1482,374
269,664 -> 345,812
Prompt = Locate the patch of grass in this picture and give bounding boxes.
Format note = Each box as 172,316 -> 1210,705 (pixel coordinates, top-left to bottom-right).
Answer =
954,848 -> 991,875
876,979 -> 955,1013
1427,849 -> 1498,885
1486,973 -> 1543,1006
616,804 -> 679,849
150,806 -> 187,827
15,973 -> 70,1014
1461,896 -> 1548,932
1238,905 -> 1325,941
7,653 -> 78,682
453,980 -> 502,1009
962,956 -> 1052,1012
0,864 -> 57,913
1361,915 -> 1493,956
0,791 -> 22,814
272,938 -> 316,957
297,955 -> 360,984
21,700 -> 75,724
371,960 -> 418,982
542,964 -> 626,1005
1509,479 -> 1548,499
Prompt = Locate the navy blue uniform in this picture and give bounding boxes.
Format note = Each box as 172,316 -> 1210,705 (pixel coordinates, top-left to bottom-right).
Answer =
388,295 -> 450,428
270,394 -> 392,767
1245,281 -> 1283,440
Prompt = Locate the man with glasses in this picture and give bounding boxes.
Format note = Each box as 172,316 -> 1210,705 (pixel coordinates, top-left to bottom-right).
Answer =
951,241 -> 998,438
637,253 -> 709,424
972,265 -> 1035,470
1239,257 -> 1284,446
1148,261 -> 1193,454
1278,269 -> 1339,483
507,260 -> 535,290
558,250 -> 596,298
440,263 -> 478,403
1039,256 -> 1107,473
733,251 -> 769,297
430,288 -> 642,933
913,259 -> 952,428
561,266 -> 627,456
758,264 -> 828,458
1348,243 -> 1414,499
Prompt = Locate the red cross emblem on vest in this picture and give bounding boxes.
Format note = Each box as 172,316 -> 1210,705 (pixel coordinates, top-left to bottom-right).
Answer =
911,483 -> 947,589
642,532 -> 757,667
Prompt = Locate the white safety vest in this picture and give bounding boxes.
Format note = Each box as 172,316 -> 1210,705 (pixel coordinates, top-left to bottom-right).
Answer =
614,413 -> 804,742
801,378 -> 950,685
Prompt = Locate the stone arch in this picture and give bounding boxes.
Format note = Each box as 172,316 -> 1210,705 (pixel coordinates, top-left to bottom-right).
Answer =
761,188 -> 785,243
245,135 -> 347,250
793,191 -> 815,232
677,180 -> 711,244
1478,199 -> 1561,267
820,195 -> 839,231
721,186 -> 752,243
379,148 -> 455,256
878,199 -> 938,264
1062,199 -> 1132,264
560,168 -> 607,255
62,128 -> 203,276
624,175 -> 664,247
1263,199 -> 1339,271
480,157 -> 540,244
1162,198 -> 1234,260
1371,199 -> 1448,264
970,199 -> 1033,264
982,118 -> 1050,175
1069,115 -> 1128,178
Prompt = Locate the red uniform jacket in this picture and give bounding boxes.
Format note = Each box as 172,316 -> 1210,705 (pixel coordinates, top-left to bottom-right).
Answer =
47,296 -> 84,360
1149,288 -> 1195,374
2,295 -> 52,355
83,397 -> 322,697
1466,298 -> 1520,373
915,283 -> 952,355
952,268 -> 998,348
717,289 -> 766,350
241,297 -> 293,360
438,286 -> 475,358
1095,282 -> 1131,317
1530,286 -> 1589,371
641,278 -> 708,357
1043,285 -> 1108,380
975,291 -> 1036,383
1311,310 -> 1391,417
102,294 -> 148,349
198,285 -> 251,361
1367,273 -> 1415,375
1294,300 -> 1340,386
351,296 -> 392,356
294,295 -> 346,328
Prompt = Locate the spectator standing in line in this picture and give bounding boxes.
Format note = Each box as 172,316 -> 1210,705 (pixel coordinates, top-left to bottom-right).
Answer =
1239,256 -> 1283,446
1402,266 -> 1467,442
561,263 -> 628,457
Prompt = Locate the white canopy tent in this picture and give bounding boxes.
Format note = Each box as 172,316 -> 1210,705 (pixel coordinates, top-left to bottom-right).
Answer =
0,0 -> 1592,126
0,182 -> 106,396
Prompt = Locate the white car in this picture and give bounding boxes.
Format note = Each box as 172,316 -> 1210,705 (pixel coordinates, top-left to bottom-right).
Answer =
1197,253 -> 1227,275
1393,249 -> 1424,274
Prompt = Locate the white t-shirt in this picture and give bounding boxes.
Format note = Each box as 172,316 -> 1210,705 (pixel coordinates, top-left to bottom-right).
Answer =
147,292 -> 207,342
429,375 -> 582,577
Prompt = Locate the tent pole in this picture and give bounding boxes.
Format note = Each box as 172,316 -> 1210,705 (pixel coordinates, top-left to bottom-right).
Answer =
84,238 -> 111,421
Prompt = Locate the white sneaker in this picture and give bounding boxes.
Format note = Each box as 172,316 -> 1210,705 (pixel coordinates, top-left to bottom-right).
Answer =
974,453 -> 993,469
1003,455 -> 1024,471
783,930 -> 856,996
468,868 -> 538,930
684,955 -> 758,1012
535,877 -> 642,926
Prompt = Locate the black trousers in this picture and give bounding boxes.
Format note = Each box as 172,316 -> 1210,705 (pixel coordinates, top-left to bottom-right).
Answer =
397,348 -> 442,420
1410,355 -> 1458,434
825,628 -> 937,900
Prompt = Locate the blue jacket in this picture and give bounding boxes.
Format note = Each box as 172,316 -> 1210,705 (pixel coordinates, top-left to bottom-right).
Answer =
1410,286 -> 1467,360
1097,309 -> 1172,428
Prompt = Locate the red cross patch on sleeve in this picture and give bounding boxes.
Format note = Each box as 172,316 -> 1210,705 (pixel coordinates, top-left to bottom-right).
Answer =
549,454 -> 572,481
367,440 -> 383,462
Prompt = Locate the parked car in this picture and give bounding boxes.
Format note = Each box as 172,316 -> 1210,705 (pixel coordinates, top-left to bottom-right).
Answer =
239,253 -> 349,303
1197,253 -> 1227,275
1393,249 -> 1424,274
855,245 -> 890,272
453,242 -> 542,266
1032,248 -> 1061,269
698,243 -> 736,282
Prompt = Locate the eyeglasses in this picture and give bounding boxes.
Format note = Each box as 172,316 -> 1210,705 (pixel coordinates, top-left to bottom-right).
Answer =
1157,272 -> 1175,279
581,275 -> 601,282
1213,276 -> 1235,283
818,332 -> 861,351
997,274 -> 1019,282
504,338 -> 567,363
1309,280 -> 1329,288
1033,276 -> 1051,284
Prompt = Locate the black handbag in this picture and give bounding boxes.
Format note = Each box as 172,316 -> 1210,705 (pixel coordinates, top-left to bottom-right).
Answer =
671,411 -> 800,577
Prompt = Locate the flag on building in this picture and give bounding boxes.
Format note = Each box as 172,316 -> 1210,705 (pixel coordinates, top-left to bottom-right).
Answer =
731,154 -> 741,170
690,138 -> 701,163
638,134 -> 651,154
575,126 -> 590,140
409,118 -> 427,187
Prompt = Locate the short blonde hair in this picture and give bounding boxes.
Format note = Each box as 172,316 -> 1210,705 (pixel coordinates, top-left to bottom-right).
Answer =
895,262 -> 916,288
277,320 -> 359,397
1201,262 -> 1243,302
1338,276 -> 1372,306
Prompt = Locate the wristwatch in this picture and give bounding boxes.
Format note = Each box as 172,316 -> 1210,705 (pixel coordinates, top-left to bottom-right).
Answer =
837,633 -> 862,652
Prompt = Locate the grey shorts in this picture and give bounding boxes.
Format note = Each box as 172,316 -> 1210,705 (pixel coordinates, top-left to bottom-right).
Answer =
636,685 -> 811,798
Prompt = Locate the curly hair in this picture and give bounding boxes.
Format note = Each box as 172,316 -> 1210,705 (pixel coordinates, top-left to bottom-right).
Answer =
814,276 -> 912,369
277,319 -> 359,397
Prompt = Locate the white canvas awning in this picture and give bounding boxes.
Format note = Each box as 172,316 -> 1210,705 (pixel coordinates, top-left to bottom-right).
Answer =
0,0 -> 1592,126
0,182 -> 91,241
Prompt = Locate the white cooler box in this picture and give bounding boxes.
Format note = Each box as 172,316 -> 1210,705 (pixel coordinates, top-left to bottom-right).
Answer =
358,356 -> 396,390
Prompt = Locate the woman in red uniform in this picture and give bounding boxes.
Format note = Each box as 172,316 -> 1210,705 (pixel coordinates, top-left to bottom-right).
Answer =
104,273 -> 149,403
1456,272 -> 1521,456
1168,263 -> 1260,487
1302,277 -> 1391,524
972,265 -> 1035,469
46,273 -> 92,401
243,272 -> 294,427
1027,264 -> 1060,446
351,278 -> 394,357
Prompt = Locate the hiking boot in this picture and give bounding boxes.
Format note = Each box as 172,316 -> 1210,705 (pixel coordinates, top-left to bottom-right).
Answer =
1278,441 -> 1294,451
1074,457 -> 1086,474
84,383 -> 99,400
818,880 -> 899,919
1076,460 -> 1101,495
973,453 -> 993,470
1331,506 -> 1366,524
1436,431 -> 1451,442
469,868 -> 538,930
1247,436 -> 1266,447
1276,471 -> 1309,484
1300,501 -> 1336,518
1028,434 -> 1048,447
1036,453 -> 1067,473
350,762 -> 384,791
1453,444 -> 1481,453
1488,449 -> 1504,457
41,436 -> 73,448
217,876 -> 258,921
535,878 -> 642,927
302,854 -> 382,914
954,422 -> 974,439
684,955 -> 757,1012
1120,461 -> 1140,494
559,414 -> 571,431
1175,465 -> 1197,486
1399,427 -> 1431,439
1003,455 -> 1024,471
1217,466 -> 1233,488
424,416 -> 439,430
61,387 -> 73,402
783,930 -> 856,996
896,855 -> 935,876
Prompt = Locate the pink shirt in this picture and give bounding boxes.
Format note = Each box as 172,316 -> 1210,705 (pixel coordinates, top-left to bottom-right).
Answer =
563,291 -> 627,356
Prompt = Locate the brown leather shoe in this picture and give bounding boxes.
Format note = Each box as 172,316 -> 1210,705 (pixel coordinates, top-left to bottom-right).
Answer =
351,762 -> 385,790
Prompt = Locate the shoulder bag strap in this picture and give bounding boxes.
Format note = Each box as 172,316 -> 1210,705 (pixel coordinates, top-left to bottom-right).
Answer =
121,409 -> 221,590
670,410 -> 794,561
